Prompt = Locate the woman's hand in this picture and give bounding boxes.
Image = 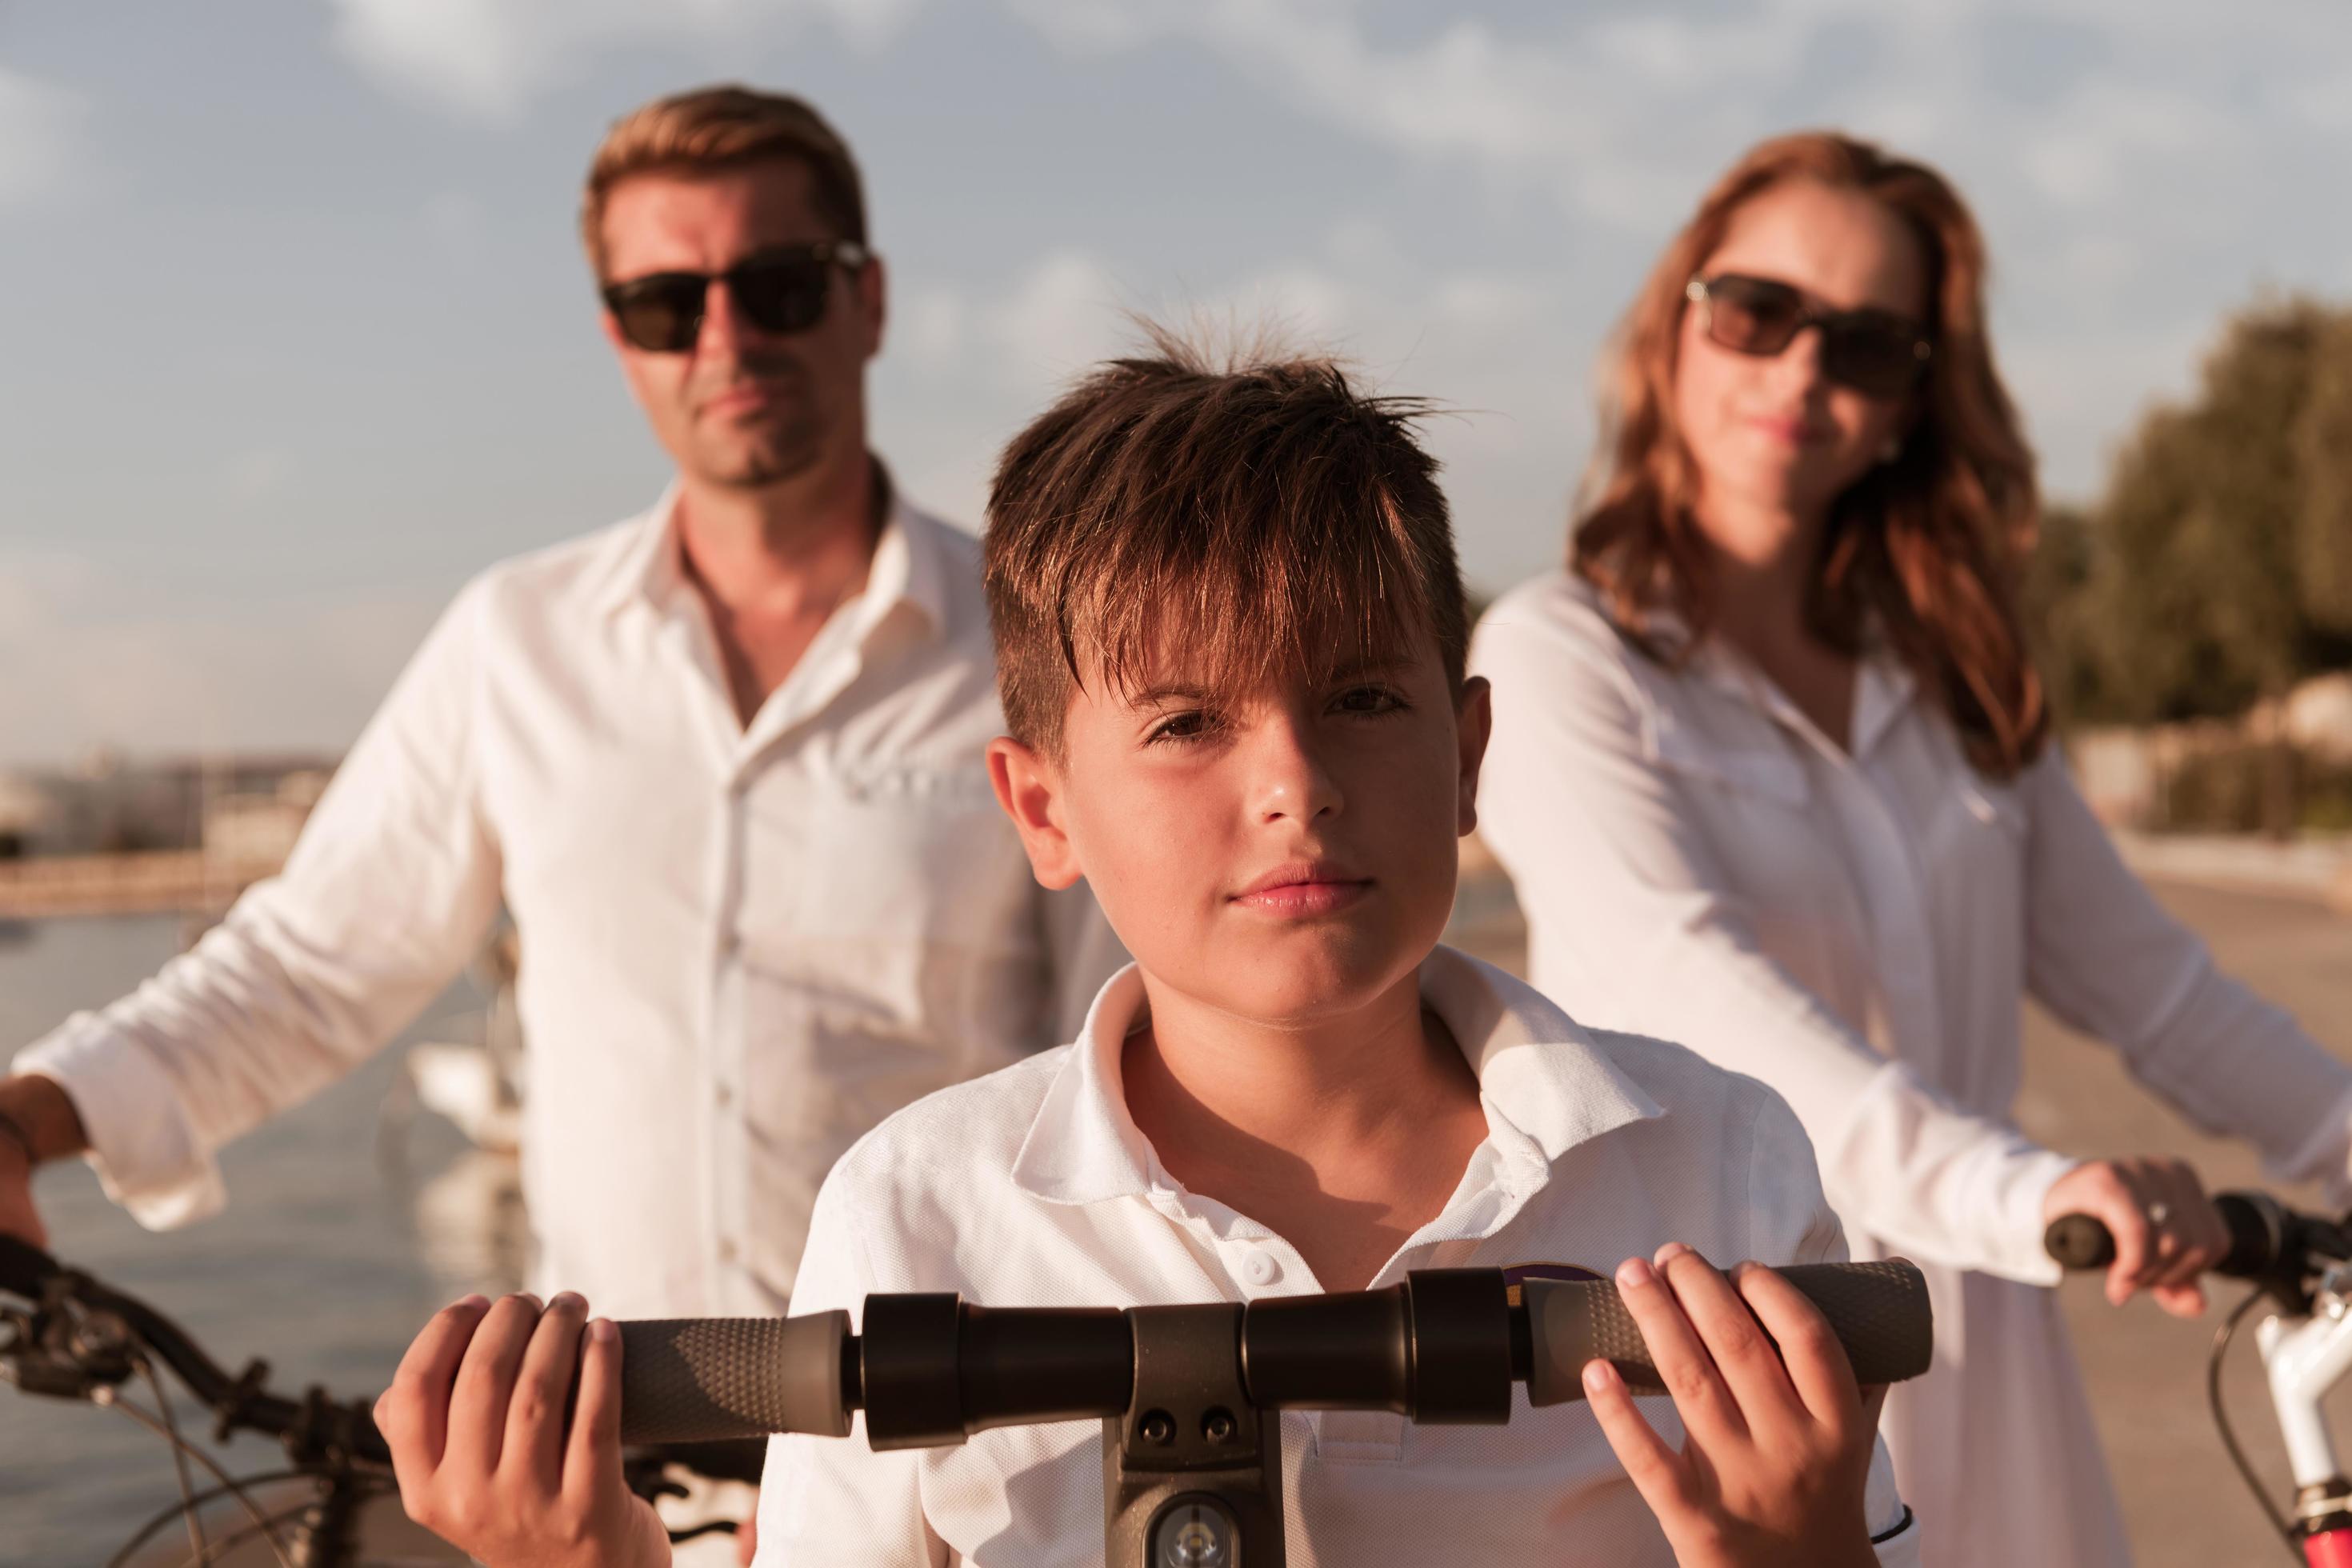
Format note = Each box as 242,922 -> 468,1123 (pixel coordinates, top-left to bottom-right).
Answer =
2043,1158 -> 2228,1317
1585,1243 -> 1886,1568
375,1291 -> 670,1568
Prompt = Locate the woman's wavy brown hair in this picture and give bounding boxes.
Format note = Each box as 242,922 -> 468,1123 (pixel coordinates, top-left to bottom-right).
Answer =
1574,130 -> 2047,777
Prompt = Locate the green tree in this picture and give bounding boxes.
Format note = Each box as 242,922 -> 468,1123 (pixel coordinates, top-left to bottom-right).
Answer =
2028,295 -> 2352,833
2034,298 -> 2352,718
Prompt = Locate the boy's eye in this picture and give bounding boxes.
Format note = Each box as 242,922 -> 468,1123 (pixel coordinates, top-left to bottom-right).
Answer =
1146,709 -> 1218,745
1332,685 -> 1406,716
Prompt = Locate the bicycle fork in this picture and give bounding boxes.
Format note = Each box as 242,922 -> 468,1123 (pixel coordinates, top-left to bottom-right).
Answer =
2256,1301 -> 2352,1564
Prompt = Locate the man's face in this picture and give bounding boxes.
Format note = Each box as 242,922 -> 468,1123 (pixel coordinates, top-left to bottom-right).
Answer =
597,162 -> 885,490
994,626 -> 1490,1030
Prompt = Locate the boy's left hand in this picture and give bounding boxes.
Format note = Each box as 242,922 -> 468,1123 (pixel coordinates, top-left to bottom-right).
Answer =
375,1290 -> 670,1568
1583,1243 -> 1886,1568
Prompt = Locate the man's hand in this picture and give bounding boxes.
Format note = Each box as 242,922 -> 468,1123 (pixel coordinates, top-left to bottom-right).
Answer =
1585,1243 -> 1885,1568
0,1131 -> 42,1249
0,1074 -> 88,1248
376,1291 -> 670,1568
2044,1157 -> 2227,1317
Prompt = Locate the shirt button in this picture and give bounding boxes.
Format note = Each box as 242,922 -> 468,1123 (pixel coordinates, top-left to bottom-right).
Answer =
1240,1250 -> 1280,1286
714,1081 -> 734,1110
715,928 -> 739,959
718,1238 -> 738,1264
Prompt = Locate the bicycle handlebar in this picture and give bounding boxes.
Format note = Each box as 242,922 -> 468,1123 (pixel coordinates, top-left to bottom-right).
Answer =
2044,1191 -> 2352,1282
615,1259 -> 1934,1446
0,1231 -> 394,1465
0,1234 -> 764,1486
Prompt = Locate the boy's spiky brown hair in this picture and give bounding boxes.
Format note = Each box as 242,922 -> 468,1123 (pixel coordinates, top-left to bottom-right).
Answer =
985,323 -> 1468,755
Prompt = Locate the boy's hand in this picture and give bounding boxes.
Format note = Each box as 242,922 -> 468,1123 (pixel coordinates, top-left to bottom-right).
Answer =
1584,1244 -> 1885,1568
375,1291 -> 670,1568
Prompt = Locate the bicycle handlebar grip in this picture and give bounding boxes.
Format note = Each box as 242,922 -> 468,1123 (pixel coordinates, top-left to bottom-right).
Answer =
2044,1213 -> 2116,1271
1521,1260 -> 1933,1406
617,1311 -> 854,1444
2045,1193 -> 2301,1279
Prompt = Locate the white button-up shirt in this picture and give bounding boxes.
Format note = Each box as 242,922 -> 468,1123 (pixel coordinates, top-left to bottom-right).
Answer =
756,948 -> 1920,1566
15,482 -> 1122,1318
1471,571 -> 2352,1567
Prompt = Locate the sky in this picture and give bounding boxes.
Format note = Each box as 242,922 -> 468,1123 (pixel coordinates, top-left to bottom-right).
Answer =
2,0 -> 2350,767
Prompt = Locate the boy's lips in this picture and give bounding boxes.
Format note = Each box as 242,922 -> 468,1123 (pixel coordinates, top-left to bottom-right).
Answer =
1230,862 -> 1374,917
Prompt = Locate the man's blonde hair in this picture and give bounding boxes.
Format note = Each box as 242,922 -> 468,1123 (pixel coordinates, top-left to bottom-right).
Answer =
580,84 -> 866,278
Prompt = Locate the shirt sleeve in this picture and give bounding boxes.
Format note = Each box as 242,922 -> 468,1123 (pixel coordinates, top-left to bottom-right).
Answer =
2021,748 -> 2352,1202
1742,1090 -> 1922,1567
758,1166 -> 946,1566
1471,606 -> 2077,1286
10,579 -> 506,1228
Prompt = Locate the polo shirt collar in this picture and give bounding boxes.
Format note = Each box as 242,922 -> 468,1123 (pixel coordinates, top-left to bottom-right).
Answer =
1007,947 -> 1663,1208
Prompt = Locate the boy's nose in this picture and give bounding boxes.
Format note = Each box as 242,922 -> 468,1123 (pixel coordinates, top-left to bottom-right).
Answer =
1251,722 -> 1343,824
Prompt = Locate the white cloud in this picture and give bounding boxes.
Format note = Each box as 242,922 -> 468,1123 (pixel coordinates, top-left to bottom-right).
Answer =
0,66 -> 90,208
326,0 -> 925,119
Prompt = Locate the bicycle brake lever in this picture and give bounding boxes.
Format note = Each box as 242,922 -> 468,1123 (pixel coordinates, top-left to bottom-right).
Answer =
0,1304 -> 126,1401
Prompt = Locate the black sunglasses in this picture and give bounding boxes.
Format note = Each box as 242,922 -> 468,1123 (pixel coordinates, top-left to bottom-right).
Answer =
1685,273 -> 1932,398
600,239 -> 871,353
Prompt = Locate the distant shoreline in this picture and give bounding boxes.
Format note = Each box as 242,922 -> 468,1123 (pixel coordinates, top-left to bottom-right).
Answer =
0,850 -> 273,919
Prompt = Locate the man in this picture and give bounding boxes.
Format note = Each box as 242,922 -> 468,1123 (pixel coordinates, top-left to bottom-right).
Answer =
0,83 -> 1118,1559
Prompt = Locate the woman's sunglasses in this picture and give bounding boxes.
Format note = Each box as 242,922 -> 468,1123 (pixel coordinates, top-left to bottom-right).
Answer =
1685,273 -> 1932,398
601,239 -> 871,353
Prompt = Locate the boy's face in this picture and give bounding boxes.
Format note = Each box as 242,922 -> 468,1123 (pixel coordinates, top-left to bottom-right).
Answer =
990,626 -> 1491,1029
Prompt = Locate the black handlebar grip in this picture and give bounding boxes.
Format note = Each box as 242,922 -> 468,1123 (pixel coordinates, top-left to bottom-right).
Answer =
2044,1214 -> 2116,1271
616,1312 -> 854,1444
1521,1259 -> 1934,1406
2046,1193 -> 2294,1278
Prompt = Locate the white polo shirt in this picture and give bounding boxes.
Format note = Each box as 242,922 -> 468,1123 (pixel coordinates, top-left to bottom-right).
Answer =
755,946 -> 1922,1566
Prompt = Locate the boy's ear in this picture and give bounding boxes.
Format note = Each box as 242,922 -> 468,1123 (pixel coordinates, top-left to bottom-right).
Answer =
987,734 -> 1085,890
1454,675 -> 1494,838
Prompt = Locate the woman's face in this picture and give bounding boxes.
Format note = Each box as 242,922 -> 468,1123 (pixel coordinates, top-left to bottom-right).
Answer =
1671,178 -> 1930,557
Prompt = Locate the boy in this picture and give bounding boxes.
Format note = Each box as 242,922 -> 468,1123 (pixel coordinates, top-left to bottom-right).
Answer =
377,334 -> 1921,1566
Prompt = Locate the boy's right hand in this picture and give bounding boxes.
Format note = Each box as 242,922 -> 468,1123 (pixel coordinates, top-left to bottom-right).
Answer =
376,1291 -> 670,1568
1584,1244 -> 1886,1568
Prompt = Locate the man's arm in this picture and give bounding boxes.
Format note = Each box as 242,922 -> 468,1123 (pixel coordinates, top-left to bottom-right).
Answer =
5,579 -> 506,1242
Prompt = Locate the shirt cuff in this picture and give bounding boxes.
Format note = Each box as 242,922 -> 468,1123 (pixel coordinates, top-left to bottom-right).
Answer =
1870,1502 -> 1921,1566
13,1015 -> 226,1230
2272,1080 -> 2352,1209
1994,1149 -> 2082,1288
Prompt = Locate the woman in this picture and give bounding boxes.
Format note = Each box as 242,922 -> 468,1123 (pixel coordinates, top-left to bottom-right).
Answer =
1470,131 -> 2352,1566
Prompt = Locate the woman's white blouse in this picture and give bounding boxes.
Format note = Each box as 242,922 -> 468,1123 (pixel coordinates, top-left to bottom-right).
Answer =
1470,570 -> 2352,1568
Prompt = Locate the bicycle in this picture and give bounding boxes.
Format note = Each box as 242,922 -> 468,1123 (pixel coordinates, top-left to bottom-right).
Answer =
0,1235 -> 762,1567
608,1257 -> 1935,1567
2047,1192 -> 2352,1568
